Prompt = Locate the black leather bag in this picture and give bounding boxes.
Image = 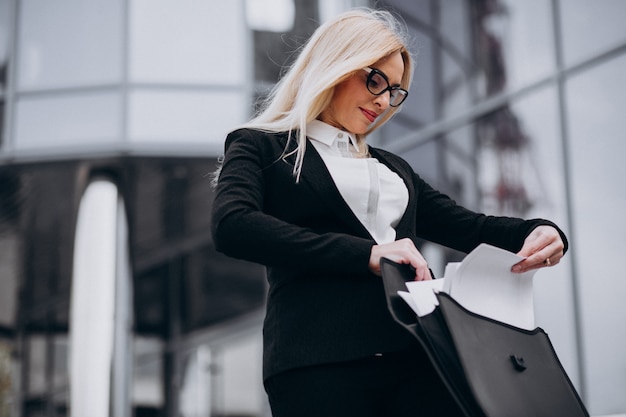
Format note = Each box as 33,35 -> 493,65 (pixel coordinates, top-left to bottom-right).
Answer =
380,257 -> 589,417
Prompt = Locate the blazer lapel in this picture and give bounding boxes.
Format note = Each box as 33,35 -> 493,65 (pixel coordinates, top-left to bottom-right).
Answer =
292,139 -> 417,242
299,140 -> 374,240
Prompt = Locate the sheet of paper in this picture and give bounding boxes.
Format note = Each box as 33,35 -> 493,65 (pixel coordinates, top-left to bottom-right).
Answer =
395,244 -> 537,329
398,291 -> 419,314
447,243 -> 536,330
398,278 -> 445,317
442,262 -> 460,294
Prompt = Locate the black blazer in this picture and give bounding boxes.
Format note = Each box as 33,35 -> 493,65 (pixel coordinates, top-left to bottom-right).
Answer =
211,128 -> 568,381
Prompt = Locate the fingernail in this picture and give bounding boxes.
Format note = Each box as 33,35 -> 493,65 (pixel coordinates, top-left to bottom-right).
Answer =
511,265 -> 522,273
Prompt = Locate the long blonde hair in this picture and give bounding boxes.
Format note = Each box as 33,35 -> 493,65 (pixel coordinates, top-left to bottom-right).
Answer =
233,8 -> 413,181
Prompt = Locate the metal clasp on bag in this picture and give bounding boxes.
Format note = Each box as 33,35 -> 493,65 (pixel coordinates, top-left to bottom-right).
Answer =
510,354 -> 527,372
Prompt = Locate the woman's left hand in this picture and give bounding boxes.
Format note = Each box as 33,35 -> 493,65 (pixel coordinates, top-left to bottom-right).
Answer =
511,225 -> 565,273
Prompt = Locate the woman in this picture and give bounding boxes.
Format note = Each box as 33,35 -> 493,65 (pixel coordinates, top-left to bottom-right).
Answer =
211,8 -> 566,417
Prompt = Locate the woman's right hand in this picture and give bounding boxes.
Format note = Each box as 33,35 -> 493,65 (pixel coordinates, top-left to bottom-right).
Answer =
369,238 -> 432,281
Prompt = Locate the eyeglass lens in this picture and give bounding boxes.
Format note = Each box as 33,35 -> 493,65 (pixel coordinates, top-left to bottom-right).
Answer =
366,70 -> 407,107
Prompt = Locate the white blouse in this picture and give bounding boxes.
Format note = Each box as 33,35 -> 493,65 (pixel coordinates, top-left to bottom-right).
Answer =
307,120 -> 409,244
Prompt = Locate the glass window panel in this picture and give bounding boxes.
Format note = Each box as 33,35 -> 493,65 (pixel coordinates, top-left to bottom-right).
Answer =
0,102 -> 5,148
178,345 -> 211,417
441,52 -> 472,117
14,92 -> 120,149
52,335 -> 69,390
132,336 -> 164,409
500,0 -> 555,88
17,0 -> 123,90
251,1 -> 319,86
408,29 -> 437,124
399,140 -> 440,187
52,392 -> 69,417
0,0 -> 8,148
179,334 -> 267,417
560,0 -> 626,66
246,0 -> 294,32
474,0 -> 555,97
219,335 -> 266,415
566,53 -> 626,415
182,249 -> 266,332
440,0 -> 473,116
0,233 -> 18,327
0,341 -> 11,417
467,89 -> 580,387
0,0 -> 9,93
500,90 -> 579,386
476,101 -> 566,219
26,335 -> 47,396
443,125 -> 478,208
129,0 -> 246,84
318,0 -> 352,23
128,90 -> 248,144
367,115 -> 420,147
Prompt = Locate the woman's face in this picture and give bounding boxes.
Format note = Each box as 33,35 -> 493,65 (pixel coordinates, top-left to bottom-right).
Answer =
318,51 -> 405,135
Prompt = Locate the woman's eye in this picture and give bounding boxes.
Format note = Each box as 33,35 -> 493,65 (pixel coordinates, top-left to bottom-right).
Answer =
370,74 -> 384,89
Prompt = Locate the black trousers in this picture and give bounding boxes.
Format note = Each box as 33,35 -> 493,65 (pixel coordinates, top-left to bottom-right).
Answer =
264,348 -> 465,417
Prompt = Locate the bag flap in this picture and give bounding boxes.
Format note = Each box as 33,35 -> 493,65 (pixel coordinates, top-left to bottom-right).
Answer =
380,258 -> 484,416
437,292 -> 589,417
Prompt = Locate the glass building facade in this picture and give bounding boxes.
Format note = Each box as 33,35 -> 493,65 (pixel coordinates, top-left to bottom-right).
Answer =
0,0 -> 624,416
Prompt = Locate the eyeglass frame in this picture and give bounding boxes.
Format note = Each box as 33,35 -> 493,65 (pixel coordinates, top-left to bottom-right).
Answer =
362,67 -> 409,107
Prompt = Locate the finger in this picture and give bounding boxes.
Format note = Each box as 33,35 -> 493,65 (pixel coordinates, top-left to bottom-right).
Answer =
516,226 -> 561,258
414,267 -> 432,281
530,245 -> 564,267
409,255 -> 431,281
517,236 -> 551,258
512,250 -> 563,273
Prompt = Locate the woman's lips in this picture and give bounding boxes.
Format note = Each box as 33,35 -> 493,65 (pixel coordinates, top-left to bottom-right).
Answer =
360,108 -> 378,123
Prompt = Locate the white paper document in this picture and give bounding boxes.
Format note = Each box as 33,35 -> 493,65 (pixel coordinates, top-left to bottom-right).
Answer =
399,278 -> 445,316
398,243 -> 537,330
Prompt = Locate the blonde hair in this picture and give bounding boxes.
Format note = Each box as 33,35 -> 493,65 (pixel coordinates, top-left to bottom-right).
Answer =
233,8 -> 413,181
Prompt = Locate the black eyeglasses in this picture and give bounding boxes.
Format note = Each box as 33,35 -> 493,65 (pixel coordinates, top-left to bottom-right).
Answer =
362,67 -> 408,107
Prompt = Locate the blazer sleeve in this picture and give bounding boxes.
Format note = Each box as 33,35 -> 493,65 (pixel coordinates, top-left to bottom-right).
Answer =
211,129 -> 375,275
411,172 -> 569,254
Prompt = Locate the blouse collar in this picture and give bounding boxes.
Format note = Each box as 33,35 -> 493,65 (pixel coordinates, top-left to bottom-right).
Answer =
307,120 -> 361,153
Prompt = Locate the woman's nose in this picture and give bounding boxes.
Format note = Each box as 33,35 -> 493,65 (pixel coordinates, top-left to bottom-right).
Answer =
373,91 -> 391,110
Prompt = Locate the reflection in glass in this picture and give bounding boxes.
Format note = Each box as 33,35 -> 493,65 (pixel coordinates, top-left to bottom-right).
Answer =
178,334 -> 266,417
498,1 -> 554,90
0,341 -> 12,417
218,335 -> 265,415
480,91 -> 578,385
246,0 -> 295,32
442,124 -> 479,209
17,0 -> 122,90
476,90 -> 568,219
560,0 -> 626,66
132,337 -> 164,413
0,0 -> 7,148
477,107 -> 533,216
14,92 -> 120,149
566,53 -> 626,414
128,90 -> 248,145
26,336 -> 46,396
130,0 -> 245,84
440,0 -> 473,116
0,232 -> 18,328
0,0 -> 9,93
179,345 -> 212,417
52,336 -> 68,391
474,0 -> 554,97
